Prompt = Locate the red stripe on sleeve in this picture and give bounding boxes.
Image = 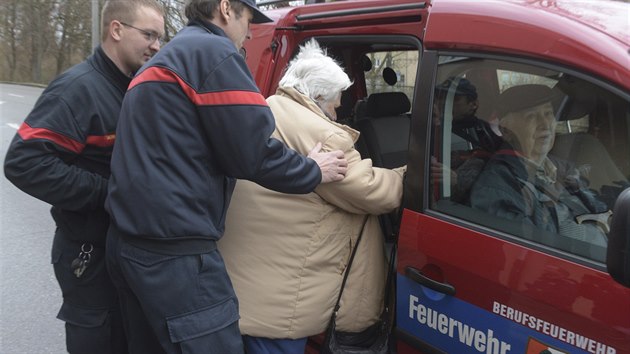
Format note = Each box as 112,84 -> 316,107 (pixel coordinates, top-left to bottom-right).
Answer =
17,122 -> 85,153
129,66 -> 268,107
86,134 -> 116,147
192,90 -> 267,106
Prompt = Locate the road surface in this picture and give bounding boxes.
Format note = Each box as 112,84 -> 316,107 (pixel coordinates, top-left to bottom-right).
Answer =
1,83 -> 66,354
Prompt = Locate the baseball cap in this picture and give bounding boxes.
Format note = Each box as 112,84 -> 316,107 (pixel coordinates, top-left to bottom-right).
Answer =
436,77 -> 478,100
239,0 -> 273,24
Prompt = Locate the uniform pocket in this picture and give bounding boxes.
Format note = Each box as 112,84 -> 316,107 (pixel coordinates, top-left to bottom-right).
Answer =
120,241 -> 179,267
51,243 -> 63,265
166,297 -> 239,343
56,302 -> 108,328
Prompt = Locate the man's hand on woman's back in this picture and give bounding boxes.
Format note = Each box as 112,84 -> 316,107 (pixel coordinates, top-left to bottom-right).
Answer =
308,142 -> 347,183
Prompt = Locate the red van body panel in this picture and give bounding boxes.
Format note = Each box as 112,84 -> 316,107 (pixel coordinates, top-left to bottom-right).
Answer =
396,210 -> 630,354
241,1 -> 630,353
422,0 -> 630,91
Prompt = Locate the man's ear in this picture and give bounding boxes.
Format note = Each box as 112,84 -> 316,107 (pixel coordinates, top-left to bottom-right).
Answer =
219,0 -> 231,21
109,21 -> 123,42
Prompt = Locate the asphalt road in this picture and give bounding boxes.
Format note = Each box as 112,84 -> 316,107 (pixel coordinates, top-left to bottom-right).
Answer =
1,83 -> 66,353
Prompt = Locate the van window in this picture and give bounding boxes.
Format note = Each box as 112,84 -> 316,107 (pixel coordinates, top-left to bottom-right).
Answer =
429,55 -> 630,263
365,50 -> 418,102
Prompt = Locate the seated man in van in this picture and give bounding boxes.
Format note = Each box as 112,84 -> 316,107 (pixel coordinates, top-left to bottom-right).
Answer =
433,77 -> 502,152
431,77 -> 502,202
470,84 -> 610,246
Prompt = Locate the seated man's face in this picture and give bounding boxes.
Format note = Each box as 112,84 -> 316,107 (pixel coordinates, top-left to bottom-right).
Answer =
499,101 -> 556,164
432,94 -> 478,126
452,95 -> 478,121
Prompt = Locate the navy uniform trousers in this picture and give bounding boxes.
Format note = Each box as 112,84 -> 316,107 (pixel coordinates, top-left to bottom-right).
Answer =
52,228 -> 127,354
105,224 -> 243,354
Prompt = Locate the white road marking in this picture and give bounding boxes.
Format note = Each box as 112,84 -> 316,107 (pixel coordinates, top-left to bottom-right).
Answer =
7,123 -> 20,130
8,94 -> 24,98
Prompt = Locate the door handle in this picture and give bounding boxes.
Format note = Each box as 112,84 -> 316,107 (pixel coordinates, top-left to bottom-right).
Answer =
405,266 -> 456,296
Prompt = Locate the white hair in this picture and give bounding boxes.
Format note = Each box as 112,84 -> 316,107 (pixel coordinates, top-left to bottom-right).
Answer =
279,39 -> 352,103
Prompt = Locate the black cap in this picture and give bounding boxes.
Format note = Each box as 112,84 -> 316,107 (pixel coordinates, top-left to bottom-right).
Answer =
239,0 -> 273,24
436,77 -> 478,100
496,84 -> 560,119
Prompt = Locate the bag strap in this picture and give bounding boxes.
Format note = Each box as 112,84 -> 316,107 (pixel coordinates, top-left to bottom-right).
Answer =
331,212 -> 398,316
382,239 -> 397,313
332,215 -> 370,315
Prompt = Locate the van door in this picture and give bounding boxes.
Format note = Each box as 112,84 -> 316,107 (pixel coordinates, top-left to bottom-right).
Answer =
395,52 -> 630,354
249,0 -> 428,97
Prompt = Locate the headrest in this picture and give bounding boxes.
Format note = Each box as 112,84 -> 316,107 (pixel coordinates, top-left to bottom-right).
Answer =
366,92 -> 411,118
383,67 -> 398,86
361,55 -> 373,72
553,75 -> 594,121
557,95 -> 596,121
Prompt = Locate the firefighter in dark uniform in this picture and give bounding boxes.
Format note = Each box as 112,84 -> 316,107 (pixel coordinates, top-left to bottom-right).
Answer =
104,0 -> 348,353
3,1 -> 164,353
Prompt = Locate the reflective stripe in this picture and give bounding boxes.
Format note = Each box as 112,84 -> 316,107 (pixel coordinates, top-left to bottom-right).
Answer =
86,133 -> 116,148
17,122 -> 115,153
129,66 -> 268,107
18,122 -> 84,153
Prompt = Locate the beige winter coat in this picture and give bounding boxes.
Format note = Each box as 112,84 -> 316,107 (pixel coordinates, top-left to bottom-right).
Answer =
218,87 -> 405,339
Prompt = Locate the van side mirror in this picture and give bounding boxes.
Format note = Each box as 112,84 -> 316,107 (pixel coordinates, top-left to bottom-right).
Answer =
606,187 -> 630,288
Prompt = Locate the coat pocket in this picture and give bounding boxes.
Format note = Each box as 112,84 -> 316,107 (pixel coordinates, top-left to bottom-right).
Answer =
56,302 -> 108,328
166,297 -> 239,343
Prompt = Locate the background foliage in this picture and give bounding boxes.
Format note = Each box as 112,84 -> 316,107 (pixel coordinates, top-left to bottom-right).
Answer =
0,0 -> 306,85
0,0 -> 305,85
0,0 -> 187,84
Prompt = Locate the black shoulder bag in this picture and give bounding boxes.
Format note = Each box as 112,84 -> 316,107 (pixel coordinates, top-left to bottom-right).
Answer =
321,215 -> 395,354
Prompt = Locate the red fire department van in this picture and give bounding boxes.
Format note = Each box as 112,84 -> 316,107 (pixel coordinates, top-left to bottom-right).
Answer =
243,0 -> 630,353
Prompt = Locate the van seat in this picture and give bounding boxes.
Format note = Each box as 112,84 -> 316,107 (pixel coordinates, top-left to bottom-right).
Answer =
356,92 -> 411,169
355,91 -> 411,240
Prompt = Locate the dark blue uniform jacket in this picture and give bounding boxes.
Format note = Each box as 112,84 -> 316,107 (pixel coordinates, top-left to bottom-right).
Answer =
4,47 -> 130,246
105,21 -> 321,252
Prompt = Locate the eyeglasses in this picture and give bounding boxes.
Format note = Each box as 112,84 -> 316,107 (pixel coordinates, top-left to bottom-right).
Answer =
120,21 -> 162,44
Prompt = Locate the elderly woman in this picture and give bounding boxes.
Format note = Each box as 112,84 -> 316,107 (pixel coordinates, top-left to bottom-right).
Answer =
470,84 -> 609,246
218,39 -> 405,354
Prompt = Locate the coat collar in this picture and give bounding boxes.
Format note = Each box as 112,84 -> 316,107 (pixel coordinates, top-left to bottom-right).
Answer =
187,19 -> 228,38
494,146 -> 558,187
275,86 -> 360,143
90,45 -> 132,93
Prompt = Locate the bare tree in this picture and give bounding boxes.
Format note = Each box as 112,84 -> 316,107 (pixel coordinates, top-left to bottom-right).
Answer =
0,0 -> 195,84
0,0 -> 21,81
21,0 -> 57,83
53,0 -> 91,75
160,0 -> 186,41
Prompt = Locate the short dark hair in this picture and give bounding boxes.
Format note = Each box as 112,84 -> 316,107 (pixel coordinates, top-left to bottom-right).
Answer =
184,0 -> 247,22
101,0 -> 164,42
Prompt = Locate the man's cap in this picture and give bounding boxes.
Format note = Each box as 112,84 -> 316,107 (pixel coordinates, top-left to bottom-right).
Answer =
436,77 -> 478,100
496,84 -> 561,119
239,0 -> 273,24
